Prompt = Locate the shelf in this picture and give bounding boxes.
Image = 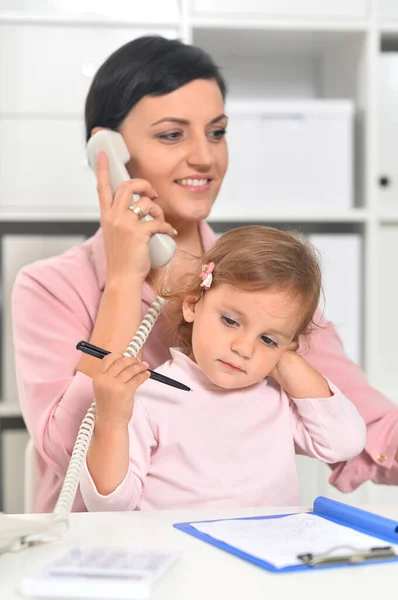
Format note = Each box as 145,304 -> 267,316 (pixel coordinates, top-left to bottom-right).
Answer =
208,210 -> 368,224
0,11 -> 373,32
192,17 -> 369,31
380,25 -> 398,35
0,403 -> 22,418
0,13 -> 180,28
0,211 -> 368,225
378,211 -> 398,224
0,211 -> 99,223
193,26 -> 367,59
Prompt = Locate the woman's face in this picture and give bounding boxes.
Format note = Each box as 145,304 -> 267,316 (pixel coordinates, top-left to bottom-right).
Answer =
118,79 -> 228,227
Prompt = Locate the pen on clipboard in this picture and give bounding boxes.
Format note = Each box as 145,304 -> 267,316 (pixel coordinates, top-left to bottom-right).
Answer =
76,340 -> 191,392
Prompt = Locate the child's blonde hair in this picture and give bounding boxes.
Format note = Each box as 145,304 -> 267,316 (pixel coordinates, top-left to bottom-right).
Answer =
162,225 -> 322,353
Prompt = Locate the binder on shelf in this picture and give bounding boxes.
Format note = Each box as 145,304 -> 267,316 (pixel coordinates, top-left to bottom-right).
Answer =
0,120 -> 99,215
2,235 -> 86,404
378,52 -> 398,208
174,497 -> 398,573
309,233 -> 362,365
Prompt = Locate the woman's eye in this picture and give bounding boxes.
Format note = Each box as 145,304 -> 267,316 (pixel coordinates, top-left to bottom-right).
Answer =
261,336 -> 279,348
209,128 -> 227,141
221,315 -> 238,327
157,131 -> 182,142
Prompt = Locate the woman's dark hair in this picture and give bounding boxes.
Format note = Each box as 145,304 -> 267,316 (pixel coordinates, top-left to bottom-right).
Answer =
85,35 -> 227,141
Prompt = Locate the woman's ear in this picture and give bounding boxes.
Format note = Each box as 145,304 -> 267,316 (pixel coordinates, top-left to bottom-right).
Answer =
90,126 -> 106,138
182,295 -> 200,323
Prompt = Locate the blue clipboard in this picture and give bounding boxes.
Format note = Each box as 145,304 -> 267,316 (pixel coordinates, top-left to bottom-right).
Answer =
173,497 -> 398,573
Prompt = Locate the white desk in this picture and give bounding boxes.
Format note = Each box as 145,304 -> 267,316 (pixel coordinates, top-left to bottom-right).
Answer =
1,504 -> 398,599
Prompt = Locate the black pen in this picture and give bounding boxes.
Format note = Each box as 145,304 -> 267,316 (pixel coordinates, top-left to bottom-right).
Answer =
76,340 -> 191,392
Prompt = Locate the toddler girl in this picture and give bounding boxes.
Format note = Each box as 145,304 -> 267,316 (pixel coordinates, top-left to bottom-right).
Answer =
80,225 -> 366,510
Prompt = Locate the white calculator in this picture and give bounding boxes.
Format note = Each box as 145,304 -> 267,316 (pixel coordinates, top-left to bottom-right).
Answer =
21,546 -> 179,599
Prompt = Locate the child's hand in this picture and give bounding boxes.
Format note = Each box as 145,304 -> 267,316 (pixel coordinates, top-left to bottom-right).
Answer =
93,353 -> 150,426
270,349 -> 332,399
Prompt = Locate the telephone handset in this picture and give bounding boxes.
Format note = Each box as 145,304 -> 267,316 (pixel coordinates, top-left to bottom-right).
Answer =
86,129 -> 176,269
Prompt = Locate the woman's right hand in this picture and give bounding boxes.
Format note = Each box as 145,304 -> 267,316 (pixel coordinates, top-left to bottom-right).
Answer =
96,150 -> 177,283
93,353 -> 150,427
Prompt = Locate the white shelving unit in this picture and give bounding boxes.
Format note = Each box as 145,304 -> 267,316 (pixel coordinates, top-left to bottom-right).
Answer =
1,0 -> 398,509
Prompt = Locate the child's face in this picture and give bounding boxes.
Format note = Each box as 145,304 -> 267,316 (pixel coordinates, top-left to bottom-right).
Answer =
183,283 -> 303,389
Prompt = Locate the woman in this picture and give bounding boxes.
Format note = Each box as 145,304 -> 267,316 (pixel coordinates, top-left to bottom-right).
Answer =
12,35 -> 398,513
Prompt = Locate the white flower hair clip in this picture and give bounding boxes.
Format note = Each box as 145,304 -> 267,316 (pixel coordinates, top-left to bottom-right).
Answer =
200,262 -> 215,290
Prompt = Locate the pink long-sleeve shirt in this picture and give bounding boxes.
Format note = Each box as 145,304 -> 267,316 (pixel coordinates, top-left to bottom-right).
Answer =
12,221 -> 398,513
80,349 -> 366,511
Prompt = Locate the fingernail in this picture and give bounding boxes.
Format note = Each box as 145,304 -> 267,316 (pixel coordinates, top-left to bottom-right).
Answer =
96,149 -> 103,159
142,361 -> 150,368
173,228 -> 178,235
